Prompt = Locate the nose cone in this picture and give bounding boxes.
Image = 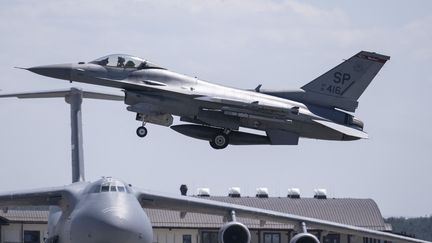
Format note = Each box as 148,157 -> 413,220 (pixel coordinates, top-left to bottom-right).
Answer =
27,64 -> 72,80
71,207 -> 153,243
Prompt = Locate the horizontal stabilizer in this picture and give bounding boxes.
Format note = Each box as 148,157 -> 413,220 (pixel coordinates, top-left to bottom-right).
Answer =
313,119 -> 368,139
0,88 -> 123,101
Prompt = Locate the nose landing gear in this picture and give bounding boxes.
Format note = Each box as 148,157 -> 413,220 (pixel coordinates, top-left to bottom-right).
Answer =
136,113 -> 148,137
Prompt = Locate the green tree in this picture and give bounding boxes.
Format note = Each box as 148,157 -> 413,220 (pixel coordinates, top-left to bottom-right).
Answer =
385,216 -> 432,241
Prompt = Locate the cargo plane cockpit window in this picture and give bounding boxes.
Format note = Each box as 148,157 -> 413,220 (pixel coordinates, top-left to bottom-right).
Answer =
101,185 -> 109,192
99,181 -> 129,193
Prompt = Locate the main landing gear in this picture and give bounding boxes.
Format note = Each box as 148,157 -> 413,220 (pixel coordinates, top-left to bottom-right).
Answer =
136,121 -> 147,138
209,130 -> 230,150
136,126 -> 147,137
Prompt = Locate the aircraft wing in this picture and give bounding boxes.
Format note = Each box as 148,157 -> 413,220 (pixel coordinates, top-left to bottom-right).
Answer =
136,190 -> 428,243
0,88 -> 123,101
0,186 -> 69,207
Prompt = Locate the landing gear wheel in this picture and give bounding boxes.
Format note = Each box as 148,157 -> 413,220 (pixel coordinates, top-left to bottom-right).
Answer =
136,126 -> 148,137
209,141 -> 218,149
210,133 -> 229,149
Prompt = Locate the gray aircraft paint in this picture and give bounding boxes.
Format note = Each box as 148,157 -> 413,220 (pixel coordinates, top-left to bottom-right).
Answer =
23,51 -> 389,149
0,88 -> 430,243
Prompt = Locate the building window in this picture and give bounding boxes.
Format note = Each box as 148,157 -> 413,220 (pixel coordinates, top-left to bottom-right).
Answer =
183,234 -> 192,243
24,230 -> 40,243
264,232 -> 280,243
323,233 -> 340,243
364,237 -> 381,243
202,231 -> 218,243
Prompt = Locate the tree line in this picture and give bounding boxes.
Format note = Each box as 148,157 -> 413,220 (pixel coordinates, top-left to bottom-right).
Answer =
385,216 -> 432,241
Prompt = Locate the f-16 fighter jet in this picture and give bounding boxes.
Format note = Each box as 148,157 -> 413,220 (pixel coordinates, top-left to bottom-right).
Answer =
23,51 -> 389,149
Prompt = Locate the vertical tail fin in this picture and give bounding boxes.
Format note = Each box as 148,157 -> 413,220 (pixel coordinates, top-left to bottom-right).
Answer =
0,88 -> 123,183
301,51 -> 390,111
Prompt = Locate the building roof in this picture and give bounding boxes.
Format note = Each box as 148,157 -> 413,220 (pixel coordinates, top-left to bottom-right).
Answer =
148,197 -> 388,231
0,197 -> 389,231
0,208 -> 48,224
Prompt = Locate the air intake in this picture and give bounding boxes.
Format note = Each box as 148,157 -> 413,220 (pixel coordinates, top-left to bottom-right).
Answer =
256,187 -> 269,198
287,188 -> 301,199
314,189 -> 327,199
228,187 -> 241,198
197,188 -> 210,197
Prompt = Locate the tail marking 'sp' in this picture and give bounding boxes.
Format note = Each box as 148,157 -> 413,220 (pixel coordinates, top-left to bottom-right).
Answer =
301,51 -> 390,111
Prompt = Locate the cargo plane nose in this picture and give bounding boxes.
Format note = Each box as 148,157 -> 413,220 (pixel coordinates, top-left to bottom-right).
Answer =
27,64 -> 72,81
70,205 -> 153,243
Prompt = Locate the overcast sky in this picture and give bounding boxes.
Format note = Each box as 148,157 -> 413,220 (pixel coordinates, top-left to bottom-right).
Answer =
0,0 -> 431,217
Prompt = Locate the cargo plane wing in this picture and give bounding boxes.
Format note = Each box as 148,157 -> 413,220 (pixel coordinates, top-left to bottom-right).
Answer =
22,51 -> 389,149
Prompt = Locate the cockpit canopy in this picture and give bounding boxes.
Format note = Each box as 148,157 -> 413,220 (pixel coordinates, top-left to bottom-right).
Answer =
89,177 -> 131,194
90,54 -> 163,70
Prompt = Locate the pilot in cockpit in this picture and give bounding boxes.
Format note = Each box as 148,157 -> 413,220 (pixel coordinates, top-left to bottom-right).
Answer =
90,54 -> 163,70
117,56 -> 125,67
125,60 -> 136,68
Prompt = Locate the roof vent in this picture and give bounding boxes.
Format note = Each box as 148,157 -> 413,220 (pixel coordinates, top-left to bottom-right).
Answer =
197,188 -> 210,197
314,189 -> 327,199
287,188 -> 301,198
180,184 -> 188,196
228,187 -> 241,198
256,187 -> 269,198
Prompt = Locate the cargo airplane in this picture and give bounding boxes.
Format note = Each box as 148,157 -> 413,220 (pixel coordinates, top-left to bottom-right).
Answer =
22,51 -> 389,149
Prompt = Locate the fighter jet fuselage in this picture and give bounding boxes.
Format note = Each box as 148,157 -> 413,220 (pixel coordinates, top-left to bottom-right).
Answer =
26,51 -> 389,149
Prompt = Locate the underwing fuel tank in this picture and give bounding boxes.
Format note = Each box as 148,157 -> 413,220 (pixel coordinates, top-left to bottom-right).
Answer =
170,124 -> 270,145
